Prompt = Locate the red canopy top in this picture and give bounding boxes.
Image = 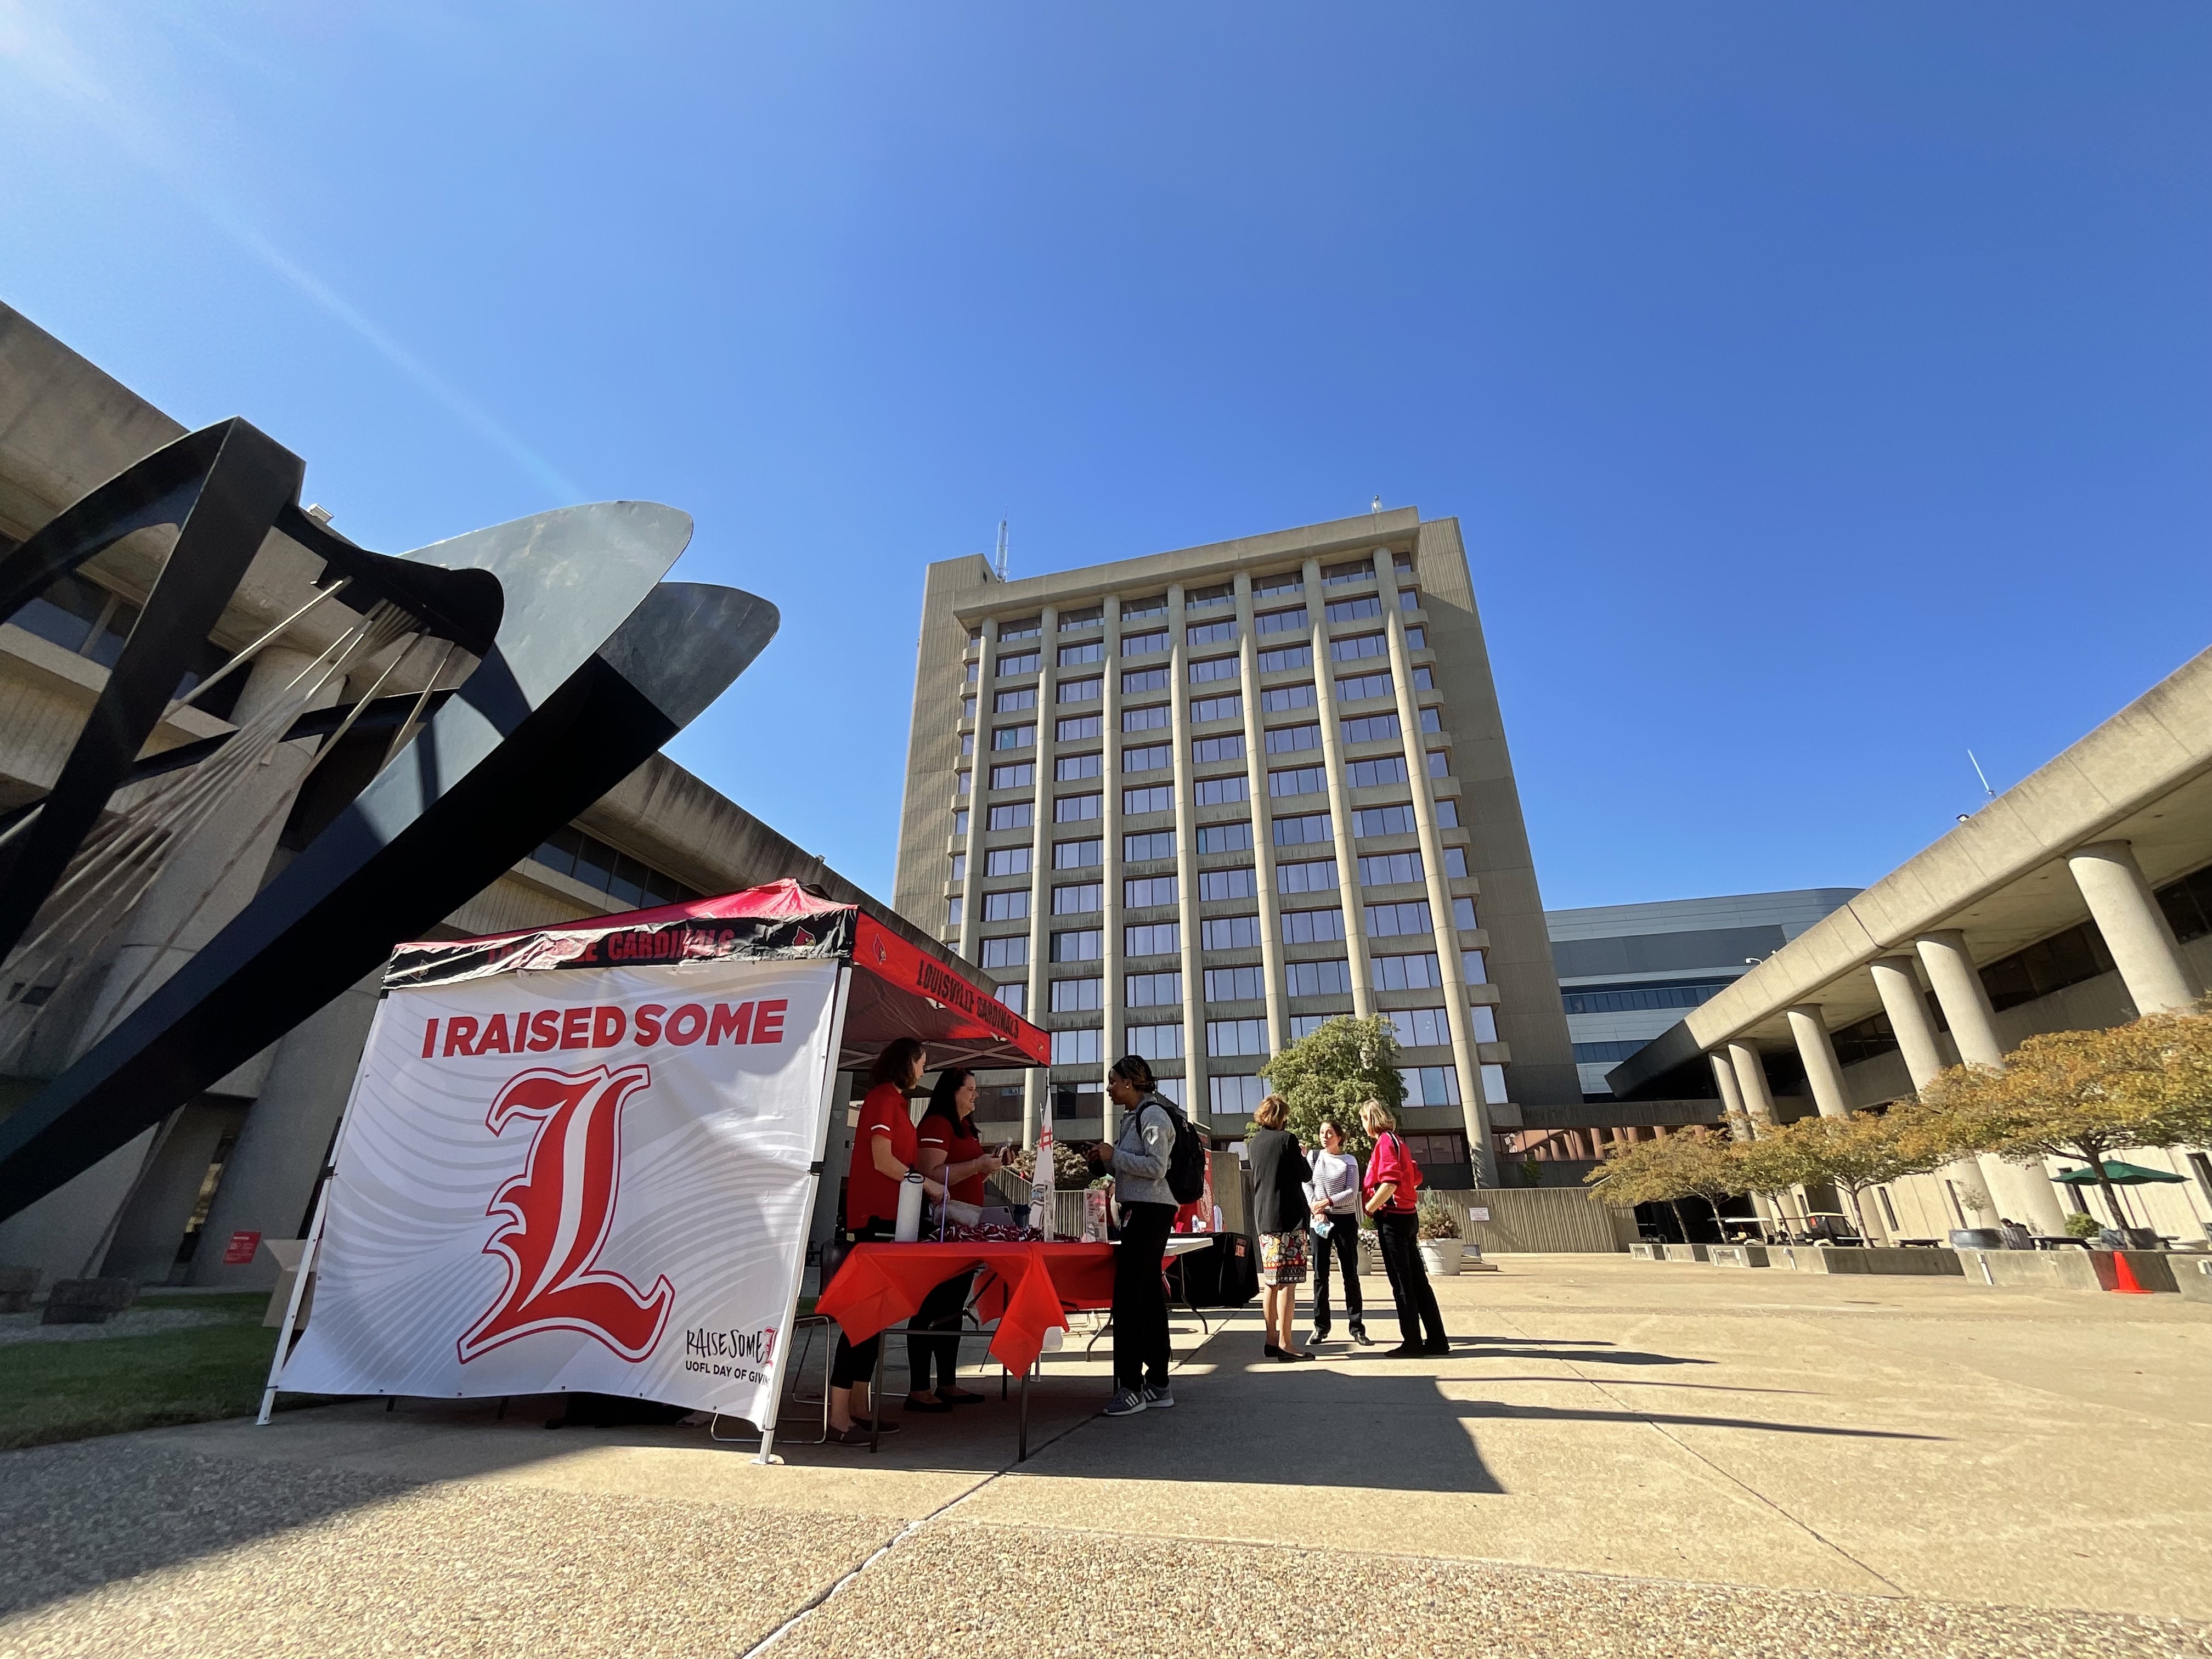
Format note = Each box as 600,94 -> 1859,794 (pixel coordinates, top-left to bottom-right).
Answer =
385,879 -> 1048,1073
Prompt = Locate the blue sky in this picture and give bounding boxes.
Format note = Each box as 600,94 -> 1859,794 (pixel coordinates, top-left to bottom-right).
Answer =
4,4 -> 2208,912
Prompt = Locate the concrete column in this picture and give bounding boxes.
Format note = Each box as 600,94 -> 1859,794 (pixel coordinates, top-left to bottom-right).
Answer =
1785,1005 -> 1851,1120
2068,840 -> 2203,1014
1378,550 -> 1489,1182
1232,573 -> 1289,1058
1166,584 -> 1206,1124
1709,1052 -> 1752,1139
1020,610 -> 1059,1149
1302,557 -> 1375,1015
957,619 -> 996,964
1726,1042 -> 1776,1131
1101,601 -> 1126,1141
1915,930 -> 2068,1234
1867,955 -> 1946,1087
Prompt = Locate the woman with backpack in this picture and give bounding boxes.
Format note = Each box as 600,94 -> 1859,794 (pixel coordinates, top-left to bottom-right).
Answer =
1085,1053 -> 1193,1417
1360,1099 -> 1449,1358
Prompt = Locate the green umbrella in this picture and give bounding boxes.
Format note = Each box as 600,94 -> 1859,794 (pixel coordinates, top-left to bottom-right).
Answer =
2052,1161 -> 2189,1186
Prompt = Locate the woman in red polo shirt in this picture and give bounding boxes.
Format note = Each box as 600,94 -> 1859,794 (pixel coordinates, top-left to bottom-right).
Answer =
906,1066 -> 1005,1409
828,1039 -> 944,1443
1361,1098 -> 1449,1359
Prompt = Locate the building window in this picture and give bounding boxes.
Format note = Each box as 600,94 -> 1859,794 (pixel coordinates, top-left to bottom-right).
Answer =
997,984 -> 1026,1017
1056,753 -> 1102,781
1401,1065 -> 1461,1107
961,732 -> 975,757
1257,644 -> 1313,672
1210,1075 -> 1267,1115
1124,667 -> 1170,693
1255,606 -> 1307,635
1412,665 -> 1435,689
1056,793 -> 1102,822
1283,907 -> 1346,944
1187,582 -> 1234,612
1059,641 -> 1103,667
1060,605 -> 1103,633
1336,671 -> 1391,702
996,687 -> 1037,713
1269,766 -> 1327,797
952,809 -> 969,836
1203,964 -> 1265,1001
1201,914 -> 1262,949
988,802 -> 1033,831
1122,595 -> 1168,623
997,651 -> 1040,676
1419,707 -> 1443,733
1052,929 -> 1103,962
1266,723 -> 1322,754
1198,866 -> 1258,901
1330,634 -> 1387,664
1123,702 -> 1170,731
1207,1019 -> 1268,1057
1052,1028 -> 1103,1066
1000,616 -> 1042,641
1348,755 -> 1410,788
1352,804 -> 1418,837
986,846 -> 1030,876
1277,858 -> 1339,894
1272,812 -> 1331,847
1192,733 -> 1244,764
950,853 -> 967,881
1190,692 -> 1242,723
1426,751 -> 1449,778
962,696 -> 977,719
1470,1005 -> 1498,1042
1125,829 -> 1176,861
1463,949 -> 1486,984
1403,627 -> 1426,649
983,889 -> 1029,922
1186,620 -> 1236,647
990,761 -> 1034,789
1195,775 -> 1249,805
1052,977 -> 1104,1012
966,662 -> 978,684
1359,850 -> 1424,887
1325,594 -> 1383,623
1126,970 -> 1182,1007
1126,922 -> 1180,956
1481,1064 -> 1508,1104
1341,712 -> 1401,744
1978,922 -> 2118,1012
1059,676 -> 1102,703
1395,551 -> 1414,571
1188,656 -> 1239,684
982,936 -> 1029,969
1435,798 -> 1460,827
1372,952 -> 1443,991
1057,714 -> 1102,741
1123,743 -> 1171,774
1254,572 -> 1302,597
1125,785 -> 1174,814
994,724 -> 1035,750
1128,1021 -> 1184,1060
1443,847 -> 1469,878
1191,822 -> 1249,855
1387,1008 -> 1452,1048
532,826 -> 701,909
1053,882 -> 1103,915
1260,682 -> 1316,714
1124,630 -> 1170,657
1561,980 -> 1730,1016
947,896 -> 963,928
957,770 -> 971,795
1572,1040 -> 1651,1064
1286,958 -> 1353,997
1453,896 -> 1477,930
1365,900 -> 1432,937
1321,557 -> 1374,587
1126,874 -> 1178,908
1288,1014 -> 1334,1040
1054,838 -> 1103,868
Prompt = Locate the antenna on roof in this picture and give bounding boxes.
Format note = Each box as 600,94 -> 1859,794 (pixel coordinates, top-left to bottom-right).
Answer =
994,518 -> 1009,582
1967,749 -> 1996,800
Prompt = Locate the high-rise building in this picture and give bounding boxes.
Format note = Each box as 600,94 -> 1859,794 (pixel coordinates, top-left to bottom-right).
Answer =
893,510 -> 1578,1186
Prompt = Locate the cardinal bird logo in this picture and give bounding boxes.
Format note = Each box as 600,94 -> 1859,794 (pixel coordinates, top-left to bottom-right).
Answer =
458,1064 -> 674,1363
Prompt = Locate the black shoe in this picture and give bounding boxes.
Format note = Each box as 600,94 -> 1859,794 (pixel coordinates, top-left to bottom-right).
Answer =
1350,1325 -> 1372,1345
1311,1324 -> 1331,1344
1424,1339 -> 1452,1356
1381,1343 -> 1424,1359
1263,1342 -> 1284,1359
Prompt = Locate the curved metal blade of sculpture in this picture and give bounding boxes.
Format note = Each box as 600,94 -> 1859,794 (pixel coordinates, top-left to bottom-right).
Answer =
0,417 -> 777,1221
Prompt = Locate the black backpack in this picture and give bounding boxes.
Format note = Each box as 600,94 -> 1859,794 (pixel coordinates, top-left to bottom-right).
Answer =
1149,1096 -> 1209,1205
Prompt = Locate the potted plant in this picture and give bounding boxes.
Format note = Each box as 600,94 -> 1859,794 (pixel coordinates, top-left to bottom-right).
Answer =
1417,1193 -> 1464,1276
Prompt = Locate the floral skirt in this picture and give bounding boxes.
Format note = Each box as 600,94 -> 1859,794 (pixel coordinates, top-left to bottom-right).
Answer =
1258,1228 -> 1310,1286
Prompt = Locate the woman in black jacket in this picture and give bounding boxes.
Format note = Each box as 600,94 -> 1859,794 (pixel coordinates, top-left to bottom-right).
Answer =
1247,1095 -> 1314,1362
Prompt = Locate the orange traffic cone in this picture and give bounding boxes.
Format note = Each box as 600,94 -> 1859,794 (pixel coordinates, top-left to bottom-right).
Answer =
2108,1250 -> 2152,1295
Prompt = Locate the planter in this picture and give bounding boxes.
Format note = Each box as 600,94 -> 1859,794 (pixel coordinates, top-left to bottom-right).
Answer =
1419,1238 -> 1464,1276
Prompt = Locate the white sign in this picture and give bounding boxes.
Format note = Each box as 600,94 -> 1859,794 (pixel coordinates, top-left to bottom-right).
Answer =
276,957 -> 842,1425
1469,1206 -> 1491,1222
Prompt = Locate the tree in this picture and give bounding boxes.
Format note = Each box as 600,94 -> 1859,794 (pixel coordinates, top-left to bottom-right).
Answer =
1735,1111 -> 1948,1238
1584,1128 -> 1743,1242
1259,1014 -> 1405,1154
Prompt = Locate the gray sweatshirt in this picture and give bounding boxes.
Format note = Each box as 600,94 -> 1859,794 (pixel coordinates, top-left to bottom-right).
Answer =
1110,1093 -> 1180,1208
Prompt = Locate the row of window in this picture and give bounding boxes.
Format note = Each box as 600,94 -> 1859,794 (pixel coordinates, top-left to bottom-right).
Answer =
994,628 -> 1431,685
956,848 -> 1463,918
1011,665 -> 1432,722
967,559 -> 1416,652
995,604 -> 1422,675
1029,950 -> 1484,1008
964,896 -> 1481,958
989,706 -> 1440,759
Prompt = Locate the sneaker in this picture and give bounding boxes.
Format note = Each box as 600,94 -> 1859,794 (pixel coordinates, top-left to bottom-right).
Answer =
1142,1384 -> 1175,1409
1102,1387 -> 1148,1418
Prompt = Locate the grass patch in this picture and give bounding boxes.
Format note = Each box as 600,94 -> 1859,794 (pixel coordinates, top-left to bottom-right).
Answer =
0,1293 -> 296,1452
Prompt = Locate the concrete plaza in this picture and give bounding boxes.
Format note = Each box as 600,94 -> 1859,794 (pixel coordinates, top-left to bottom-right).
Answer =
2,1256 -> 2207,1657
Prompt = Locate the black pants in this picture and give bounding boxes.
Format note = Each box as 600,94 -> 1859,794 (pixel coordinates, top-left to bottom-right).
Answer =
1113,1201 -> 1177,1392
907,1269 -> 975,1395
1310,1215 -> 1364,1332
1374,1210 -> 1447,1348
830,1221 -> 895,1389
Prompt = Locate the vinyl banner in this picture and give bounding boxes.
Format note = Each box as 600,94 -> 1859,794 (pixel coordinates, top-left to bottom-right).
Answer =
278,957 -> 842,1423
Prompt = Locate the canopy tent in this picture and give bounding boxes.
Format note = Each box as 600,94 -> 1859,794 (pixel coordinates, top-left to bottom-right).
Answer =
2052,1161 -> 2189,1186
386,878 -> 1048,1075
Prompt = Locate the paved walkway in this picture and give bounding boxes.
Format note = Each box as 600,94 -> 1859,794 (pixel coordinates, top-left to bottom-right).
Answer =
3,1255 -> 2207,1657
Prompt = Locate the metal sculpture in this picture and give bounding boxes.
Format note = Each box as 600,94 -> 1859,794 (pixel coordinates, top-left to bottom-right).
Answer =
0,418 -> 775,1221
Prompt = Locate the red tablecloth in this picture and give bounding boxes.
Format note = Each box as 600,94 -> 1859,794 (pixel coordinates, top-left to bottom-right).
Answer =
816,1242 -> 1118,1379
